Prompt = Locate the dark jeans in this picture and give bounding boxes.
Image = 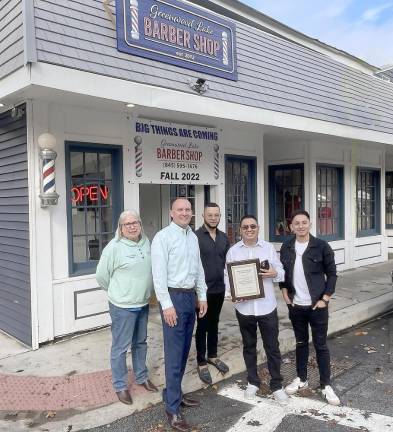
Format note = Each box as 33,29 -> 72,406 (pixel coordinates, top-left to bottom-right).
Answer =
160,290 -> 196,415
288,304 -> 330,387
236,308 -> 283,392
195,292 -> 225,365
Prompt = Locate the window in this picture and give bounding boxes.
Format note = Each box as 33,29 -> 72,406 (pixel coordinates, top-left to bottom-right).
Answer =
386,172 -> 393,228
316,165 -> 344,240
66,143 -> 123,275
356,168 -> 380,236
269,164 -> 304,242
225,156 -> 256,244
170,184 -> 196,230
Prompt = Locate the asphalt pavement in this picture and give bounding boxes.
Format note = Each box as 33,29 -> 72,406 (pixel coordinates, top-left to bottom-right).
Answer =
82,311 -> 393,432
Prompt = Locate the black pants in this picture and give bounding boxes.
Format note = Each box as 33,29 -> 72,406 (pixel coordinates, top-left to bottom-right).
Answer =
195,292 -> 225,365
288,305 -> 330,387
236,308 -> 283,392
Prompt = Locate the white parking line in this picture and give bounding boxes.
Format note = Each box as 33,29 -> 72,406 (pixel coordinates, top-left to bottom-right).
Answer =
218,384 -> 393,431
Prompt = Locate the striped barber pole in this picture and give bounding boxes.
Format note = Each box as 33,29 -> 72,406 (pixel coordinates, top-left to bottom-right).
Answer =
134,136 -> 143,177
214,144 -> 220,179
222,32 -> 229,66
130,0 -> 140,40
43,158 -> 56,193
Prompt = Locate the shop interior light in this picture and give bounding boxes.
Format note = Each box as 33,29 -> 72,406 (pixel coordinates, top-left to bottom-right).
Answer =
0,103 -> 4,107
126,103 -> 135,108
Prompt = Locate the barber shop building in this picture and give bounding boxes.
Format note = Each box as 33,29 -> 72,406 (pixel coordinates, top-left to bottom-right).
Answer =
0,0 -> 392,348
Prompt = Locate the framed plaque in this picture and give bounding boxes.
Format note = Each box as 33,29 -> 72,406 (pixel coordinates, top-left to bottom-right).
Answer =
227,258 -> 264,301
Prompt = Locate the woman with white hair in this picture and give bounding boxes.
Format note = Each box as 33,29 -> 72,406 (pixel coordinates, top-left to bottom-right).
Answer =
96,210 -> 158,405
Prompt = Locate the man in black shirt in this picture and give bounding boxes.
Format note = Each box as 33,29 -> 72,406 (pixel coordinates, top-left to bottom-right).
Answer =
195,203 -> 231,385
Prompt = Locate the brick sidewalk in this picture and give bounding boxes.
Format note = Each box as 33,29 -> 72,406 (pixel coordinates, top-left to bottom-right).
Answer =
0,370 -> 146,411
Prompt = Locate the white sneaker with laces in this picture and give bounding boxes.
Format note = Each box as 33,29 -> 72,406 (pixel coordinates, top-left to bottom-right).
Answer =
285,377 -> 309,395
273,388 -> 290,405
321,385 -> 340,406
244,383 -> 259,400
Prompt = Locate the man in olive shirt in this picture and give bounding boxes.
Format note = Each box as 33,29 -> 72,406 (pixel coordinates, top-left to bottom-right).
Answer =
195,203 -> 230,385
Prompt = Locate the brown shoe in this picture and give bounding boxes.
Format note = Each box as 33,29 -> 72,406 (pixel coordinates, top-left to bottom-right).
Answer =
181,395 -> 200,407
116,389 -> 133,405
141,379 -> 159,392
166,411 -> 191,432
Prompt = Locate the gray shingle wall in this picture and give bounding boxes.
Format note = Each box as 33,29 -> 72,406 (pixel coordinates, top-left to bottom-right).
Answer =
31,0 -> 393,134
0,106 -> 31,347
0,0 -> 24,79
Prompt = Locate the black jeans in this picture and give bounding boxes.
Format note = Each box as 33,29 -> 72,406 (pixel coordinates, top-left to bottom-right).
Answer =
288,304 -> 330,387
195,292 -> 225,365
236,308 -> 283,392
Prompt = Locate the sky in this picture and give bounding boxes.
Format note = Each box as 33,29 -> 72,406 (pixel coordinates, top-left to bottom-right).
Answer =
242,0 -> 393,68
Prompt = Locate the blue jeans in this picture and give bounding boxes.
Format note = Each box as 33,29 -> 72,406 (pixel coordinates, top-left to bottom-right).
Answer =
109,302 -> 149,391
160,291 -> 196,415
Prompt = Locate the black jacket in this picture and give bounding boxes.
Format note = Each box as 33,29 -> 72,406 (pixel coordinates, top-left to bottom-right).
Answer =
195,225 -> 230,294
279,234 -> 337,307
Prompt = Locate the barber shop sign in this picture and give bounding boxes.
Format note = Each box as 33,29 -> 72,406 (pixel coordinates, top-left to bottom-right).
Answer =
115,0 -> 237,80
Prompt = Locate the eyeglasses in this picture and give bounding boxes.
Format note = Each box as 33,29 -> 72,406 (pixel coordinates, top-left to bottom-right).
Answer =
122,221 -> 140,228
241,224 -> 258,231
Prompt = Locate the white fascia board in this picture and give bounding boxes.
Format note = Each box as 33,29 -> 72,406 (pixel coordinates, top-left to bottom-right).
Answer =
30,62 -> 393,145
0,67 -> 31,100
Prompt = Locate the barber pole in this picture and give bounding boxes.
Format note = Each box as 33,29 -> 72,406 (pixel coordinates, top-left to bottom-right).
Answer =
214,144 -> 219,179
130,0 -> 140,40
222,32 -> 228,66
39,148 -> 59,207
134,135 -> 143,177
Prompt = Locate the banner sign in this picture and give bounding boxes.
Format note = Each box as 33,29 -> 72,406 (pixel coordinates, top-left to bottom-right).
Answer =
116,0 -> 237,80
131,119 -> 221,184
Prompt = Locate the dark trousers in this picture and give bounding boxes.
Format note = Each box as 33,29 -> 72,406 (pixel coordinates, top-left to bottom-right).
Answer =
288,305 -> 330,387
236,308 -> 283,392
195,292 -> 225,365
160,290 -> 196,415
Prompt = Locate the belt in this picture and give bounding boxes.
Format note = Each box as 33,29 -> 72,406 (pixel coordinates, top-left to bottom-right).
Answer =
292,304 -> 312,309
168,287 -> 195,293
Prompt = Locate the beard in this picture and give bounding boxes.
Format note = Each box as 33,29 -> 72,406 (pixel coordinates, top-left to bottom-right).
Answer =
204,221 -> 219,229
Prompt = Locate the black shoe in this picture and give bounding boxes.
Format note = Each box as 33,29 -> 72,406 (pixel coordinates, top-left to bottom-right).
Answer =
197,365 -> 212,385
140,379 -> 159,392
116,389 -> 133,405
207,358 -> 229,374
181,395 -> 200,407
166,411 -> 191,432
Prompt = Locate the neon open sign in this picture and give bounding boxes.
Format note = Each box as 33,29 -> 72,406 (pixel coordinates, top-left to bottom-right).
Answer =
71,185 -> 109,205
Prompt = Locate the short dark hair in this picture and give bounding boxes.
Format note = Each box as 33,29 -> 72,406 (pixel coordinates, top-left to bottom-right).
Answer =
291,210 -> 310,222
204,202 -> 219,210
240,214 -> 258,225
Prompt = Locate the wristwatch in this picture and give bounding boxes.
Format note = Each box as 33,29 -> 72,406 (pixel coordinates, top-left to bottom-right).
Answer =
321,298 -> 329,306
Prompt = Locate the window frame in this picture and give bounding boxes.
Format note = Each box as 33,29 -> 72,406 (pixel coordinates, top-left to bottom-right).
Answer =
65,141 -> 123,276
268,163 -> 304,243
316,163 -> 344,241
356,167 -> 380,238
225,155 -> 257,244
385,171 -> 393,229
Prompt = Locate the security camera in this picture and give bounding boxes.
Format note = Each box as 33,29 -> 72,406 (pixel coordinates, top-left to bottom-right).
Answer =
188,77 -> 209,95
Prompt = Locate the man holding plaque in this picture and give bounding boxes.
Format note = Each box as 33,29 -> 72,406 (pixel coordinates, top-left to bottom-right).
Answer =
225,215 -> 289,405
195,203 -> 230,385
151,198 -> 208,432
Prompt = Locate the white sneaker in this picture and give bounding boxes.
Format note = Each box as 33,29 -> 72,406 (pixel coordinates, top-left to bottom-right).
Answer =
244,383 -> 259,400
321,385 -> 341,406
285,377 -> 309,395
273,388 -> 290,405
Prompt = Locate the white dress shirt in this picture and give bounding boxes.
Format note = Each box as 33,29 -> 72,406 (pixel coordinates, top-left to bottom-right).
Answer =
224,238 -> 285,316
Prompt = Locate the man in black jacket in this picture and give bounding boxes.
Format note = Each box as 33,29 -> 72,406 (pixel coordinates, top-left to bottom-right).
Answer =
279,210 -> 340,405
195,203 -> 230,385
